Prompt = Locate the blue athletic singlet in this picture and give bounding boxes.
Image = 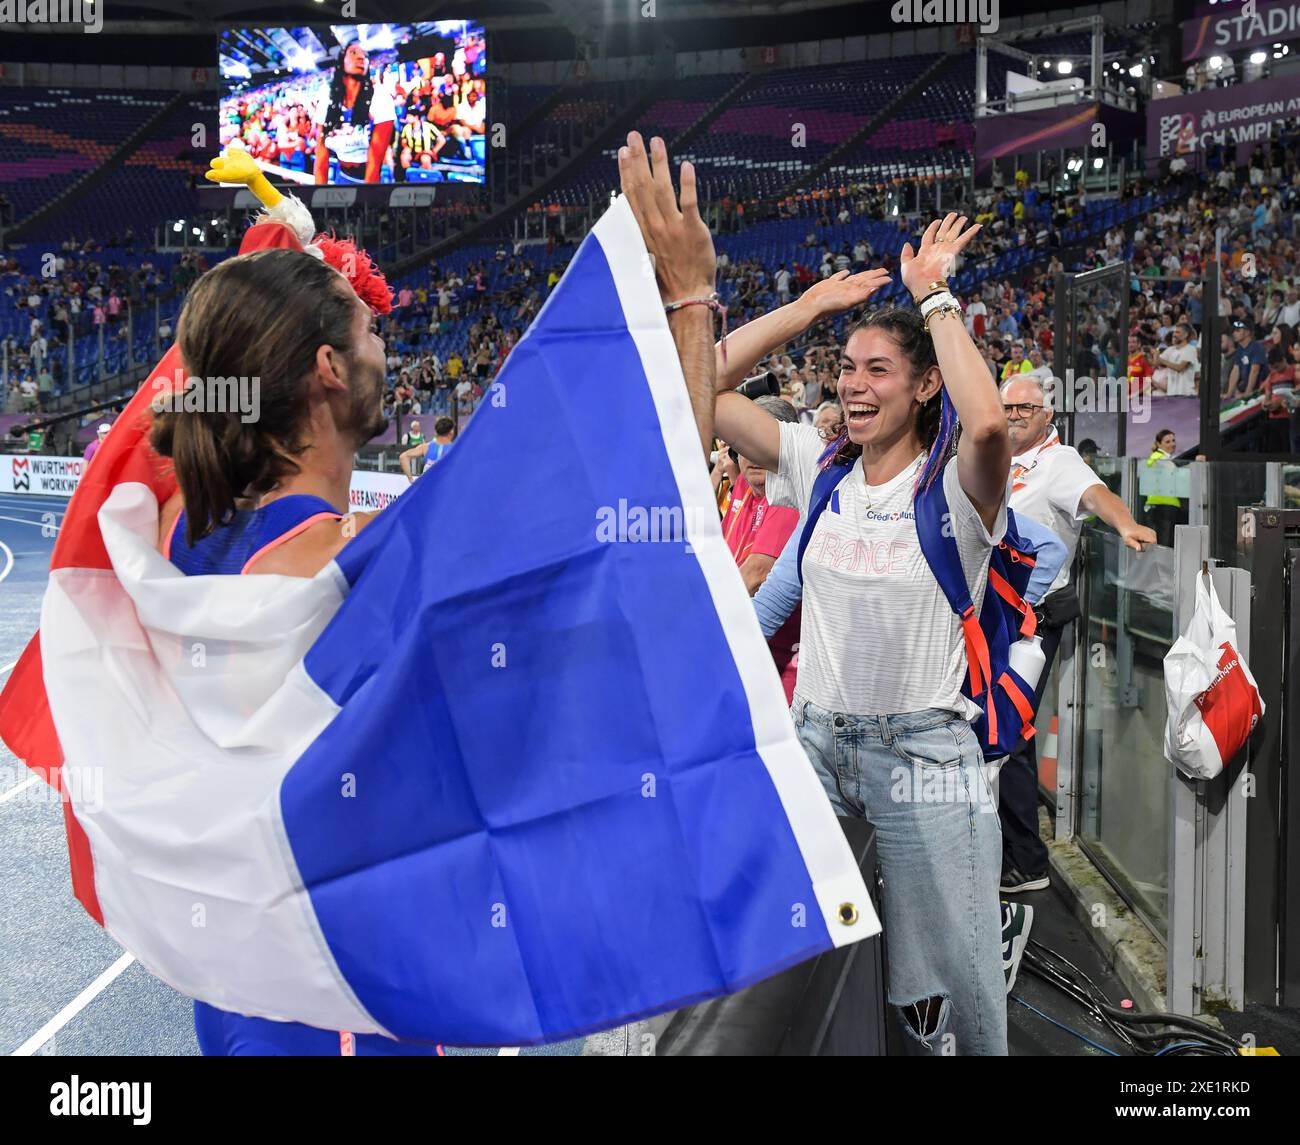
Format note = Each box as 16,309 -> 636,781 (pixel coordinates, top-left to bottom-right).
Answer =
169,493 -> 444,1057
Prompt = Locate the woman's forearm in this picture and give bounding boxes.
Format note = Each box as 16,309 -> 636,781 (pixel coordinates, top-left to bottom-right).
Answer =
928,305 -> 1005,438
714,296 -> 819,393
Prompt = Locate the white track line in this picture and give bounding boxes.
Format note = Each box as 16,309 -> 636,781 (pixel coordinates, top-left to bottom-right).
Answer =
0,776 -> 39,804
0,540 -> 12,585
1,660 -> 16,677
0,515 -> 59,530
497,1046 -> 520,1056
11,952 -> 136,1056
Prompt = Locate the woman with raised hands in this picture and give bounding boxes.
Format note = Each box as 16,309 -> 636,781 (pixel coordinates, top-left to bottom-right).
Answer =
714,214 -> 1012,1055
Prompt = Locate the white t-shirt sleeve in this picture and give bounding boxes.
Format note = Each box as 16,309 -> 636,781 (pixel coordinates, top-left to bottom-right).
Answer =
768,421 -> 827,511
942,455 -> 1008,549
311,91 -> 330,127
1048,450 -> 1105,521
370,79 -> 396,124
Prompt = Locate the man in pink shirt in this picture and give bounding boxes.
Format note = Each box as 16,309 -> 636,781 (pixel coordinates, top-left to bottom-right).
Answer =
83,422 -> 111,465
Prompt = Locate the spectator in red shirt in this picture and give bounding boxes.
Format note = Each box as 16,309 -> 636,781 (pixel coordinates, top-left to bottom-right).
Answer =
1262,345 -> 1298,453
720,396 -> 801,699
1127,334 -> 1154,397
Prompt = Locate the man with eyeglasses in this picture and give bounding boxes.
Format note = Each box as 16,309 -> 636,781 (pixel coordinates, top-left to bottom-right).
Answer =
996,376 -> 1156,895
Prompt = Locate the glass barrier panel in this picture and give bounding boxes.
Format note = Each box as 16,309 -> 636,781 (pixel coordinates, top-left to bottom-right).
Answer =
1284,464 -> 1300,510
1076,507 -> 1176,939
1036,451 -> 1121,807
1212,460 -> 1268,566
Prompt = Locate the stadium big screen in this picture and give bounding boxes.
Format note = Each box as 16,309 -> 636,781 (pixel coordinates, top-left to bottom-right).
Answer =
218,21 -> 486,187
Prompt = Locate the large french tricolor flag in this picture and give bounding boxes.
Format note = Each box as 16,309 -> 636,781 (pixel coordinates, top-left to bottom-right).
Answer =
0,198 -> 877,1045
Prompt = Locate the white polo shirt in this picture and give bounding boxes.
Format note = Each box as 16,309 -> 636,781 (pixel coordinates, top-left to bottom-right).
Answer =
1156,343 -> 1200,397
1008,431 -> 1104,595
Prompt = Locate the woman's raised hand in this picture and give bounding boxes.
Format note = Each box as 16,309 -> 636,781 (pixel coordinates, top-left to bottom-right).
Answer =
899,213 -> 981,301
800,267 -> 893,319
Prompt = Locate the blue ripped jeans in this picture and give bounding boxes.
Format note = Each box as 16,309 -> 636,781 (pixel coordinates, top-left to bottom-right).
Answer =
792,695 -> 1007,1056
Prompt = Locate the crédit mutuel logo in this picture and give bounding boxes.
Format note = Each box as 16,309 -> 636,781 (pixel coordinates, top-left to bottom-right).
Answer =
0,0 -> 103,34
891,0 -> 999,35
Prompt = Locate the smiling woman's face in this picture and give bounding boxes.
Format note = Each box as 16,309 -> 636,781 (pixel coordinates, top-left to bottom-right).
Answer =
837,327 -> 933,448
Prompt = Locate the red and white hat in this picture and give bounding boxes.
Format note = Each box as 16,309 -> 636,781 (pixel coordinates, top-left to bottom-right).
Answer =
245,195 -> 392,315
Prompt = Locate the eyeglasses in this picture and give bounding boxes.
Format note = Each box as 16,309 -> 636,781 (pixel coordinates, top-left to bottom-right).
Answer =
1003,403 -> 1044,418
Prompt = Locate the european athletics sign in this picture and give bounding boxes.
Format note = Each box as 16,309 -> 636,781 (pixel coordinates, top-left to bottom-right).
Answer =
1148,72 -> 1300,171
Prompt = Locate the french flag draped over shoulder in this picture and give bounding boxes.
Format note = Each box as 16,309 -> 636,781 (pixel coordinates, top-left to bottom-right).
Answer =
0,198 -> 877,1046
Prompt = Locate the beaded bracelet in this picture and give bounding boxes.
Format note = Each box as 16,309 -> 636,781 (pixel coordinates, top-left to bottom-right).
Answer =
919,290 -> 962,320
923,305 -> 963,335
665,292 -> 729,364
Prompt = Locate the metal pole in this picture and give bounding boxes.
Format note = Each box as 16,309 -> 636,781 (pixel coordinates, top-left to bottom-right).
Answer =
1167,523 -> 1210,1015
1056,271 -> 1074,444
1264,462 -> 1282,507
1202,260 -> 1222,461
1118,261 -> 1129,458
1091,14 -> 1103,95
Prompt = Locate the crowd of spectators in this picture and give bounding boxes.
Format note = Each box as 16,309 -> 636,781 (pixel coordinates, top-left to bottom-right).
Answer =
2,249 -> 205,413
375,254 -> 550,425
722,128 -> 1300,460
8,112 -> 1300,462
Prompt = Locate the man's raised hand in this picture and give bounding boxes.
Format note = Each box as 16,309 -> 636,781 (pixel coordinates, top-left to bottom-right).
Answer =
617,132 -> 716,303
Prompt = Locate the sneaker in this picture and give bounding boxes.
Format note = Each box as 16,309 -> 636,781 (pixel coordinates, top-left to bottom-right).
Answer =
1001,900 -> 1034,994
1000,865 -> 1050,894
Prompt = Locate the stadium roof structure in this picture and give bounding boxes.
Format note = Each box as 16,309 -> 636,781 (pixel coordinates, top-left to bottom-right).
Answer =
8,0 -> 1143,37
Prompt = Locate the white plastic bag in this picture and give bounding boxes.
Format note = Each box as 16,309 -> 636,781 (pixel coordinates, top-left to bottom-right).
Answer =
1162,572 -> 1264,780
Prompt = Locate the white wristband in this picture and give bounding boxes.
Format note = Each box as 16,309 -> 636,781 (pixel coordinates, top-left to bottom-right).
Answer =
919,291 -> 961,320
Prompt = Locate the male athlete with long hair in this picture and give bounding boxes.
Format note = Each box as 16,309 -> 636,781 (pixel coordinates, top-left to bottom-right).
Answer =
152,133 -> 716,1053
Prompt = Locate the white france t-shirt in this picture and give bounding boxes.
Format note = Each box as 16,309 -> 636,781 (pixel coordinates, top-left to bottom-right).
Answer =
768,422 -> 1007,719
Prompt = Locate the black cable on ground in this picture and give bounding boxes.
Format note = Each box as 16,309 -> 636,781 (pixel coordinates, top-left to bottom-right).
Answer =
1016,940 -> 1239,1056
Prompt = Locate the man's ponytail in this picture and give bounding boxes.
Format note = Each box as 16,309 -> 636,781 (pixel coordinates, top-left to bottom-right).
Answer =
150,247 -> 358,545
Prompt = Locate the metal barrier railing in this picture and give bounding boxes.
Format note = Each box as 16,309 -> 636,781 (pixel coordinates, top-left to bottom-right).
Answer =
1049,456 -> 1298,1014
